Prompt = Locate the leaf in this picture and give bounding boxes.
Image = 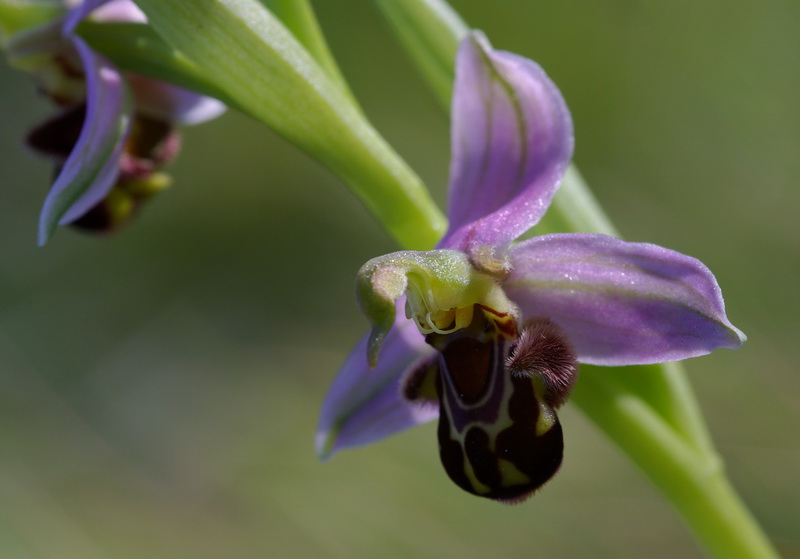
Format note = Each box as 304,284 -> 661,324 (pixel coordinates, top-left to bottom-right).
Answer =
134,0 -> 446,250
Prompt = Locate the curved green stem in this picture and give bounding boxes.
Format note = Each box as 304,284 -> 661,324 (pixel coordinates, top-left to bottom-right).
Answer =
374,0 -> 467,109
574,367 -> 778,559
265,0 -> 359,107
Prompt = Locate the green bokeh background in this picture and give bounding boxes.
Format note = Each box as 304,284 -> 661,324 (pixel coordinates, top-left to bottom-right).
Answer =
1,1 -> 798,557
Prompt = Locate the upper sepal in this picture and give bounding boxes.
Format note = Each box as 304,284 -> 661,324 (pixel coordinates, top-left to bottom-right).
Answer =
442,32 -> 573,255
504,233 -> 746,365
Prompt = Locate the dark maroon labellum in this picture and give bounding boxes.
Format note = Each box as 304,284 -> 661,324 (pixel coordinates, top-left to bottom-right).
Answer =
404,307 -> 577,503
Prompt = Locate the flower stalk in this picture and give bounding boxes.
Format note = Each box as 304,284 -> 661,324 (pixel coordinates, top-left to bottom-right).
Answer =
263,0 -> 357,107
575,365 -> 777,559
375,0 -> 467,109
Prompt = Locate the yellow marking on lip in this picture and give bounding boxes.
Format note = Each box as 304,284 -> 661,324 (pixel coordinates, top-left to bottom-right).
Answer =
461,452 -> 492,495
535,401 -> 557,436
497,458 -> 531,487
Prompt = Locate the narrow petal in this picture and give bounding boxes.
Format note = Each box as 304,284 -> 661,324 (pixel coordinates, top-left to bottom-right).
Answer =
442,32 -> 573,253
37,36 -> 132,245
316,302 -> 437,459
125,74 -> 227,125
63,0 -> 109,34
504,234 -> 746,366
90,0 -> 147,24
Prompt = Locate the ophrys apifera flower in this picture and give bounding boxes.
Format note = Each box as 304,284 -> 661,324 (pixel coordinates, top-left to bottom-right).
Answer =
318,32 -> 745,502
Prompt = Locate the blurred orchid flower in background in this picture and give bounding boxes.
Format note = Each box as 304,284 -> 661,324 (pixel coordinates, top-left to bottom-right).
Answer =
317,32 -> 745,502
0,0 -> 225,244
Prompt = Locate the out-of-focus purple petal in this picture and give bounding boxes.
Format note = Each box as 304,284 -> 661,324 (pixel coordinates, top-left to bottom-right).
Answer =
75,0 -> 226,126
504,234 -> 746,366
125,74 -> 226,125
316,301 -> 437,459
63,0 -> 109,34
441,32 -> 573,254
90,0 -> 147,23
37,36 -> 131,245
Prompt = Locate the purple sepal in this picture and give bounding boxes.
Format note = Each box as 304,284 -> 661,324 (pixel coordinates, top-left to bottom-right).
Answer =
316,301 -> 437,459
63,0 -> 109,34
90,0 -> 147,24
504,234 -> 746,366
37,36 -> 132,245
441,33 -> 573,254
126,74 -> 227,125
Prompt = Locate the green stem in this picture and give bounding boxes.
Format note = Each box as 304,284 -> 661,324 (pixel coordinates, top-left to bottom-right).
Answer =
266,0 -> 359,107
550,165 -> 620,237
374,0 -> 467,110
552,171 -> 776,557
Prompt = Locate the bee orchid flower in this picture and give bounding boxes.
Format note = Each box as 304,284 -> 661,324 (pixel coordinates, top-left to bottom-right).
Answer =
317,32 -> 745,503
1,0 -> 225,244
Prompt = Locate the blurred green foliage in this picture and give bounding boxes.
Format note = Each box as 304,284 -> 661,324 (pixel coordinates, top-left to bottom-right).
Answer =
0,1 -> 797,557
